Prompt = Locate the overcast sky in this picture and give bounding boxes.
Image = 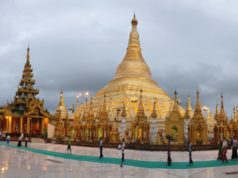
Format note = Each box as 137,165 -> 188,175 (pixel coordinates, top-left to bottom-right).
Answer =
0,0 -> 238,116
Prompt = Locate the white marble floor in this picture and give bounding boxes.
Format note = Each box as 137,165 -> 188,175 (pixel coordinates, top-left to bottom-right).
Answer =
0,143 -> 237,178
30,143 -> 232,162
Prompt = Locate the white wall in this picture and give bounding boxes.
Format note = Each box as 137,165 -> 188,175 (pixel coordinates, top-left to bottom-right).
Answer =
48,123 -> 55,138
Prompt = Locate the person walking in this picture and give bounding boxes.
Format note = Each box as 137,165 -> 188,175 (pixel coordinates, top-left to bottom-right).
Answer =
221,138 -> 228,163
120,139 -> 126,167
217,140 -> 222,160
167,135 -> 172,166
67,136 -> 72,154
6,134 -> 10,145
188,141 -> 193,165
17,136 -> 22,147
25,137 -> 29,147
99,137 -> 103,158
231,136 -> 237,160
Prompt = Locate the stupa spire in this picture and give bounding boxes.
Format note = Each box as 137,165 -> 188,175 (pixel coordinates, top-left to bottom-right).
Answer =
76,95 -> 79,109
214,103 -> 219,121
219,93 -> 226,120
113,14 -> 153,80
98,95 -> 108,120
221,93 -> 224,109
233,107 -> 236,121
196,89 -> 201,109
193,89 -> 203,117
26,45 -> 30,65
87,97 -> 94,121
216,103 -> 218,114
172,90 -> 179,110
55,89 -> 67,120
150,98 -> 158,118
135,89 -> 146,120
184,96 -> 193,119
124,13 -> 142,60
59,89 -> 65,107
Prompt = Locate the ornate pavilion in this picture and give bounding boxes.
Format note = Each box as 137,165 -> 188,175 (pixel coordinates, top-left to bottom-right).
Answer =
0,47 -> 49,136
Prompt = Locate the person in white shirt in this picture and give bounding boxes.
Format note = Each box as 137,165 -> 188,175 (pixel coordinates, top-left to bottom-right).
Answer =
99,137 -> 103,158
6,135 -> 10,144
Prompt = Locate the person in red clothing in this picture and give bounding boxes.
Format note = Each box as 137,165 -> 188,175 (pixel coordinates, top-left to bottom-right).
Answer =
221,138 -> 228,163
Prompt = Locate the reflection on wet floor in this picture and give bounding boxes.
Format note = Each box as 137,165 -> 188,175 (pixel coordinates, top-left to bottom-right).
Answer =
45,159 -> 63,164
0,143 -> 237,178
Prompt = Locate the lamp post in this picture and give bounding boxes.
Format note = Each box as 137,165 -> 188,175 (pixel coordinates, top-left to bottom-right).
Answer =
79,92 -> 90,104
76,95 -> 79,108
78,92 -> 90,113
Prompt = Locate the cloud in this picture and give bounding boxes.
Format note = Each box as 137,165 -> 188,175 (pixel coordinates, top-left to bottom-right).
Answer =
0,0 -> 238,117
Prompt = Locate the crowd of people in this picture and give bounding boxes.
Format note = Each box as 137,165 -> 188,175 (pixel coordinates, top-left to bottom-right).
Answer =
0,132 -> 30,148
97,137 -> 126,167
17,133 -> 29,148
169,136 -> 237,166
217,136 -> 237,163
65,136 -> 126,167
97,136 -> 237,167
1,131 -> 237,168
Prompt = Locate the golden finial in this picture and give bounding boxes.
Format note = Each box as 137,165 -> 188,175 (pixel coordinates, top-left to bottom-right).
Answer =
184,96 -> 192,119
220,92 -> 224,109
215,103 -> 218,113
26,45 -> 30,63
193,88 -> 203,115
59,89 -> 65,106
196,88 -> 200,101
76,95 -> 79,109
131,12 -> 138,26
174,90 -> 177,99
173,90 -> 179,110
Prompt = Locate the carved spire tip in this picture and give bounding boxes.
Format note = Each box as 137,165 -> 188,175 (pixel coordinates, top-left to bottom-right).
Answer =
131,13 -> 138,26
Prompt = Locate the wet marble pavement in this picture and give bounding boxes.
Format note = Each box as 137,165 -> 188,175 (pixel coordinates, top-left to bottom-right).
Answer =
0,142 -> 237,178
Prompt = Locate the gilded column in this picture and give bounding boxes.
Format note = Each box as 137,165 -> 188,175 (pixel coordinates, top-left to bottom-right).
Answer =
27,117 -> 30,134
20,117 -> 23,133
41,118 -> 45,134
6,117 -> 9,132
9,116 -> 12,133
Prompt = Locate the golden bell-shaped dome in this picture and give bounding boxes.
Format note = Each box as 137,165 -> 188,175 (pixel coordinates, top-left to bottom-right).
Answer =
92,15 -> 173,118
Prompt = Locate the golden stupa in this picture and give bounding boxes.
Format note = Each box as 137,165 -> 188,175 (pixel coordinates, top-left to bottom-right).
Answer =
80,14 -> 173,119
